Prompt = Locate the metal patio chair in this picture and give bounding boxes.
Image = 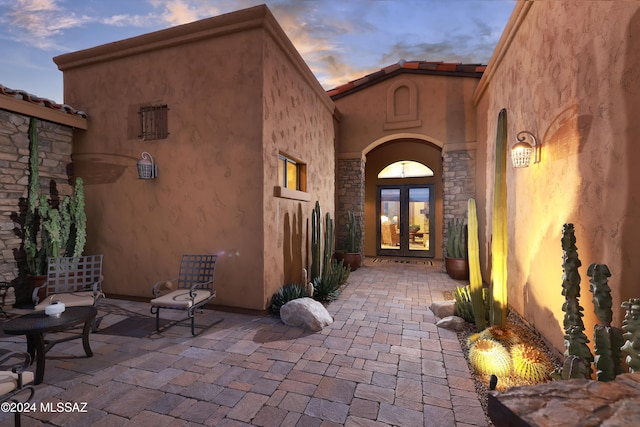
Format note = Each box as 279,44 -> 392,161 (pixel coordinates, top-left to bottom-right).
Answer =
0,351 -> 35,427
150,254 -> 219,335
32,255 -> 105,331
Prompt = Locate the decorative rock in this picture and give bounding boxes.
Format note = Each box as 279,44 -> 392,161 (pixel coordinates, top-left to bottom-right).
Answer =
489,372 -> 640,426
436,315 -> 465,331
280,297 -> 333,331
430,300 -> 455,318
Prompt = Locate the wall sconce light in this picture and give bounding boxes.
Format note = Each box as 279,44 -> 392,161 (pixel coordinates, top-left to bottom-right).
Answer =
137,152 -> 158,179
511,131 -> 538,168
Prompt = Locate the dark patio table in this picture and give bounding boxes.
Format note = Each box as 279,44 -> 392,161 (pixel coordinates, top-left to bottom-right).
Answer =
2,306 -> 97,384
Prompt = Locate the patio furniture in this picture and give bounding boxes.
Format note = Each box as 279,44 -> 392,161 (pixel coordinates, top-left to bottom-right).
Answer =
2,306 -> 97,385
32,255 -> 104,331
0,351 -> 35,427
150,254 -> 219,335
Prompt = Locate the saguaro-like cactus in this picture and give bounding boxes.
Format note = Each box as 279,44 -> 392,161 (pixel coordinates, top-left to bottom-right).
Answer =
322,212 -> 334,279
560,223 -> 593,378
491,108 -> 508,327
587,263 -> 624,381
311,201 -> 322,279
467,198 -> 486,331
621,298 -> 640,373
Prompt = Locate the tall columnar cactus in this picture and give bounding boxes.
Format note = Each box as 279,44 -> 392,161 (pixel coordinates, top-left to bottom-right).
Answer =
587,263 -> 624,381
322,212 -> 334,280
621,298 -> 640,373
467,198 -> 486,331
560,223 -> 593,378
23,117 -> 42,275
491,108 -> 508,327
311,201 -> 322,279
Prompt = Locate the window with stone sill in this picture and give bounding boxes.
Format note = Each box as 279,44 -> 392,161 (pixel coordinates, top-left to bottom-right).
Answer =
275,154 -> 310,201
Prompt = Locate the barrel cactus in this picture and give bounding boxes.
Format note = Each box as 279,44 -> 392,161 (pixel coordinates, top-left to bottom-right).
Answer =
479,325 -> 521,348
510,343 -> 552,383
468,338 -> 511,377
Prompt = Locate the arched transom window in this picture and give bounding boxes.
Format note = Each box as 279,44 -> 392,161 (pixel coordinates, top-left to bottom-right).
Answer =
378,161 -> 434,179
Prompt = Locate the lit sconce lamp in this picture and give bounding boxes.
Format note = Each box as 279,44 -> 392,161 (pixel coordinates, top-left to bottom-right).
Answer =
137,152 -> 158,179
511,131 -> 539,168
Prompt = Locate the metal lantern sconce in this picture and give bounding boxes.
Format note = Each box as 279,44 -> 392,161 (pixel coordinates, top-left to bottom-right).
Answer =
137,152 -> 158,179
511,131 -> 539,168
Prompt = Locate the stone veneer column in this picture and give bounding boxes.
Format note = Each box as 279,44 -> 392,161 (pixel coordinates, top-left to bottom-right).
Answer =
336,157 -> 365,251
442,149 -> 476,239
0,111 -> 73,282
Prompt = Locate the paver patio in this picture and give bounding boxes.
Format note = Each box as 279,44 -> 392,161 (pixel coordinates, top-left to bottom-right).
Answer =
0,258 -> 488,426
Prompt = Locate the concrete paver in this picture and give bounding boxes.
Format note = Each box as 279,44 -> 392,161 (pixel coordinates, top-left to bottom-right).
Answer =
0,258 -> 489,426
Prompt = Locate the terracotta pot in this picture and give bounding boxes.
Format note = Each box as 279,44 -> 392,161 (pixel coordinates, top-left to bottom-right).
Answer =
444,257 -> 469,280
334,252 -> 361,271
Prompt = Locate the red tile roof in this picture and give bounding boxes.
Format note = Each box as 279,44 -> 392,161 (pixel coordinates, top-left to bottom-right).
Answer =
0,84 -> 88,118
327,60 -> 486,99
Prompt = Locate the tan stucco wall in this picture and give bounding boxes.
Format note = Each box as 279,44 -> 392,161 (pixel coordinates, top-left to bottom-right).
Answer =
476,1 -> 640,351
54,6 -> 334,310
261,20 -> 336,307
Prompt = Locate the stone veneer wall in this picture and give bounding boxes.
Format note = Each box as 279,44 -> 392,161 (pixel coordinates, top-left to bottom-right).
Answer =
442,149 -> 476,241
336,158 -> 365,251
0,110 -> 73,283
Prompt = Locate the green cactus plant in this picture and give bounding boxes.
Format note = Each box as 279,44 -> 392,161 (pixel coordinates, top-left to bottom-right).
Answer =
345,211 -> 361,254
467,198 -> 487,331
621,298 -> 640,373
490,108 -> 508,328
479,325 -> 521,348
453,285 -> 475,324
311,201 -> 322,280
22,117 -> 86,276
468,338 -> 512,377
587,263 -> 624,381
445,218 -> 466,259
270,283 -> 311,315
560,223 -> 593,378
510,343 -> 552,383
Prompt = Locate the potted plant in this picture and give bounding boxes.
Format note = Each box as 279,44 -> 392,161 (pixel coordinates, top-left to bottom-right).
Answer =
334,211 -> 362,271
445,218 -> 468,280
21,118 -> 86,300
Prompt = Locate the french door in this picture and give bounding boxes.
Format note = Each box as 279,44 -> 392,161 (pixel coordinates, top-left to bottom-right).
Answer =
377,184 -> 434,257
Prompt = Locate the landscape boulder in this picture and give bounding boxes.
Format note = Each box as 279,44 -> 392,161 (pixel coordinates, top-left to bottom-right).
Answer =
430,300 -> 455,318
436,315 -> 465,331
280,297 -> 333,331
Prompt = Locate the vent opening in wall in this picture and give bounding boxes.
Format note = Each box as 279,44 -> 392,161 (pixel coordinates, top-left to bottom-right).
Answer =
139,105 -> 169,140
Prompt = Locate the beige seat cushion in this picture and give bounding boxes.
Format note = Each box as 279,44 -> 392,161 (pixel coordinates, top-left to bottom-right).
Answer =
34,292 -> 97,311
150,289 -> 212,309
0,370 -> 34,395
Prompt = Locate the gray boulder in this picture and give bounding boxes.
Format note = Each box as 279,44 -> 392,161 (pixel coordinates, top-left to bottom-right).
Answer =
280,297 -> 333,331
436,315 -> 465,331
430,300 -> 455,318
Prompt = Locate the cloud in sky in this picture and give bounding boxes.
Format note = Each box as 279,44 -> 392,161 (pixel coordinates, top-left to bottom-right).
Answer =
0,0 -> 515,101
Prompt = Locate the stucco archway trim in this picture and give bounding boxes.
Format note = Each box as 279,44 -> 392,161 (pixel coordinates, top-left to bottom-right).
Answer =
362,133 -> 444,157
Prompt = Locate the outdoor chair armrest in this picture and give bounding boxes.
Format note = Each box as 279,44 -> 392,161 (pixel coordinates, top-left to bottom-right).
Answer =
31,281 -> 48,305
189,280 -> 215,297
152,278 -> 179,297
0,351 -> 31,388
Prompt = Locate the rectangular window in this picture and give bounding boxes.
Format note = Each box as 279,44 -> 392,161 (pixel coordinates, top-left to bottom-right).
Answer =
139,105 -> 169,140
278,154 -> 306,191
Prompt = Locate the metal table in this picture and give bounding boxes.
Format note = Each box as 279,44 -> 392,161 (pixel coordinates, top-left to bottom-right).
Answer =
2,306 -> 97,384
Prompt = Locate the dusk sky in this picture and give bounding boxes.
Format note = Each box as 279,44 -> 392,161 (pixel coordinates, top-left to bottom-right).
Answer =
0,0 -> 515,104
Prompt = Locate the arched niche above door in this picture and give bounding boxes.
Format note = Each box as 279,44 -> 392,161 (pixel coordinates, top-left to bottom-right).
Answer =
384,79 -> 422,130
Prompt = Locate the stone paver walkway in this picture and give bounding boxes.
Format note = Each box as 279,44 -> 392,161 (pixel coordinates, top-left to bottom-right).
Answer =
0,258 -> 487,426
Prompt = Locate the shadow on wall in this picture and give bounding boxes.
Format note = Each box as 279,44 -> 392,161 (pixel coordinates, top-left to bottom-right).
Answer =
283,203 -> 305,285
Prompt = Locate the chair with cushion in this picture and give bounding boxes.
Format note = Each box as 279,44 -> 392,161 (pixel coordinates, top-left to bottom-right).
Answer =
0,351 -> 35,427
33,255 -> 104,331
150,254 -> 219,335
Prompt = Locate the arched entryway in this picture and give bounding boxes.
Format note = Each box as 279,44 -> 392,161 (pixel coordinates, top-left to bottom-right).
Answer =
364,138 -> 443,259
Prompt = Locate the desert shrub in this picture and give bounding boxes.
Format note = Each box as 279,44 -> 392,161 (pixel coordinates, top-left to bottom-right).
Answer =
270,283 -> 310,315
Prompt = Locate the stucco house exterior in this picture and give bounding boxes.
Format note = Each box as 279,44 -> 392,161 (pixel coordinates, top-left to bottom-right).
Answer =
1,1 -> 639,354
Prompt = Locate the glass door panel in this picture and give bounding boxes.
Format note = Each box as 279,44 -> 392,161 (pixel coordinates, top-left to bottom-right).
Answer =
409,187 -> 430,252
379,189 -> 400,251
377,185 -> 434,257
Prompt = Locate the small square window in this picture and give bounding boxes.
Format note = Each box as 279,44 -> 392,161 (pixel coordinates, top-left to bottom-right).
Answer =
139,105 -> 169,140
278,154 -> 306,191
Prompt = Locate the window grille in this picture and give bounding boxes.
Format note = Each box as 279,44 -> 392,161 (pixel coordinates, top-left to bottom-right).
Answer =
139,105 -> 169,140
